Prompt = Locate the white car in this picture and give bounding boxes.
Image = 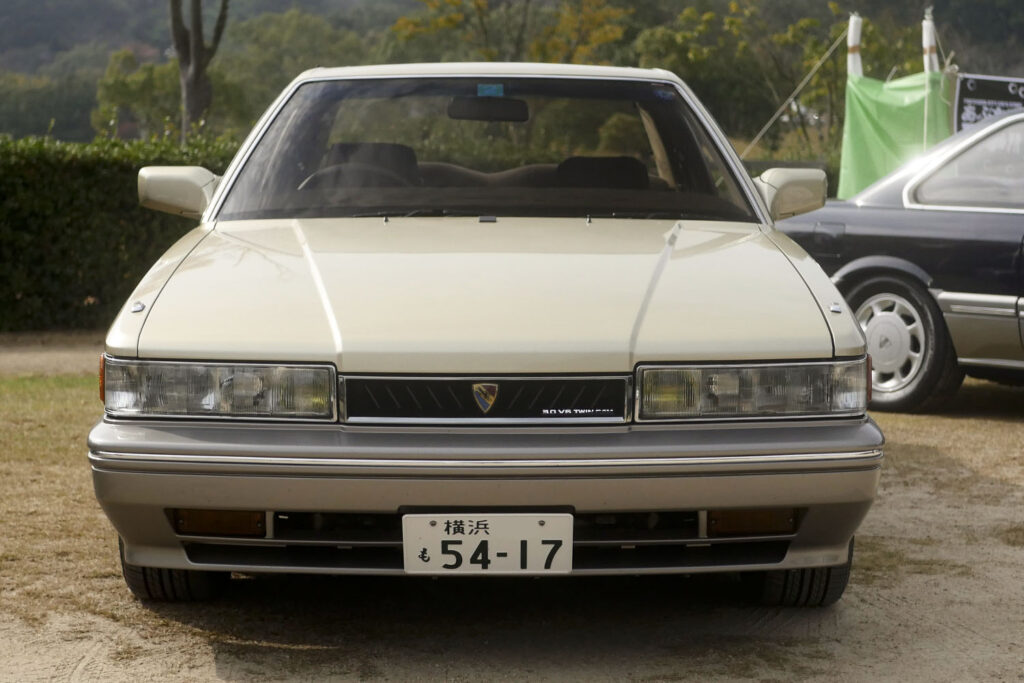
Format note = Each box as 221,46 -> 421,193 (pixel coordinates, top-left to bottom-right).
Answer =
90,63 -> 882,606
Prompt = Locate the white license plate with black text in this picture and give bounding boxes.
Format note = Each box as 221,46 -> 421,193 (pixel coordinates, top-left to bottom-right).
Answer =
402,513 -> 573,574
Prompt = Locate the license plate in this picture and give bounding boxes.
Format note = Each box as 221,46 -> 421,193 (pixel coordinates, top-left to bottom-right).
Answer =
402,513 -> 573,575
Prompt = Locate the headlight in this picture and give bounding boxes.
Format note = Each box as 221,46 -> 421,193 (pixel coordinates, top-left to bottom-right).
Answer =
103,357 -> 336,421
637,359 -> 867,420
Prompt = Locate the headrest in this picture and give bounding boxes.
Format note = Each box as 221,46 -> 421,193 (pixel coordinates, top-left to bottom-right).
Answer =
556,156 -> 649,189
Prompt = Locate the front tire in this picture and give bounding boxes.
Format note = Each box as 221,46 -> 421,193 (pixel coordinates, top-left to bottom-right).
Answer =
746,539 -> 854,607
845,275 -> 962,412
119,538 -> 228,601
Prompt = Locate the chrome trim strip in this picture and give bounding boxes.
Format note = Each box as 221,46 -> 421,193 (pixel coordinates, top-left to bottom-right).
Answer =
935,291 -> 1019,318
345,416 -> 625,425
172,532 -> 797,548
949,305 -> 1017,317
958,358 -> 1024,370
906,203 -> 1024,216
91,448 -> 883,471
342,374 -> 629,380
902,112 -> 1024,213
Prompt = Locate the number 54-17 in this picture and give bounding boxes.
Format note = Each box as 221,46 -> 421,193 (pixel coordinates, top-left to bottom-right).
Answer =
440,539 -> 563,570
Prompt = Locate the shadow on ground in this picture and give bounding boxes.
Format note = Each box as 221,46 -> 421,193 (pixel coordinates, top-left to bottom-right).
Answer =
149,573 -> 833,679
927,378 -> 1024,422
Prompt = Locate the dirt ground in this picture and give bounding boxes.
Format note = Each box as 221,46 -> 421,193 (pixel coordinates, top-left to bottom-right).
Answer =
1,334 -> 1022,682
0,330 -> 105,376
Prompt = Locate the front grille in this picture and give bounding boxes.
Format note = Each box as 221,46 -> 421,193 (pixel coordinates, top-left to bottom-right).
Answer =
342,376 -> 629,423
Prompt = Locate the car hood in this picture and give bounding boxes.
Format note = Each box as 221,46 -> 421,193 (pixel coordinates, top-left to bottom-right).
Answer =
132,217 -> 834,373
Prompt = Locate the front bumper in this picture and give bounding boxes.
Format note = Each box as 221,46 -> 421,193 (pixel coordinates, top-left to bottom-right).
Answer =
89,417 -> 883,575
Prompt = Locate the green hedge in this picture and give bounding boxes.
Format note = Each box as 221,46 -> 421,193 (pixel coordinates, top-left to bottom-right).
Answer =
0,136 -> 238,331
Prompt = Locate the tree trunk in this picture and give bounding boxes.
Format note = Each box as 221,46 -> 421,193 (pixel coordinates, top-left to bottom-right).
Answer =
180,68 -> 212,134
170,0 -> 229,141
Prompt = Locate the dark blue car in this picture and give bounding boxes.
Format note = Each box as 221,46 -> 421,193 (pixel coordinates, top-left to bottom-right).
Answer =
782,112 -> 1024,411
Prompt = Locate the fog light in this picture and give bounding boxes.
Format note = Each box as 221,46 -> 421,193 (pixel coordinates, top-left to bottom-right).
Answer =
170,509 -> 266,537
707,509 -> 797,537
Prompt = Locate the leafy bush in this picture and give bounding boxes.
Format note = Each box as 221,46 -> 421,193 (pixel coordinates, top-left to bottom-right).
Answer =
0,135 -> 237,331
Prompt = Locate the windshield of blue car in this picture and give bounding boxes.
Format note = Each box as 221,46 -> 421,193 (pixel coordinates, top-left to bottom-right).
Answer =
216,77 -> 757,222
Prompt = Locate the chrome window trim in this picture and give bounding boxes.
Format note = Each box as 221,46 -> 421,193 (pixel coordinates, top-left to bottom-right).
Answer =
633,359 -> 868,423
904,203 -> 1024,216
206,71 -> 769,225
340,373 -> 632,425
902,112 -> 1024,214
104,356 -> 339,423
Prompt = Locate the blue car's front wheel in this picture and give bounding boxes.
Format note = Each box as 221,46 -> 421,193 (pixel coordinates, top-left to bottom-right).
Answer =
847,275 -> 962,412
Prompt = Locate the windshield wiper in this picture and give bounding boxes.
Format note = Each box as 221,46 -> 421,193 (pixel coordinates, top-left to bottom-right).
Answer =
351,208 -> 480,219
586,211 -> 733,221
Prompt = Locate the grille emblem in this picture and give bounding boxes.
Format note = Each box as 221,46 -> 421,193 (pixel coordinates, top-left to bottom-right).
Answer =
471,383 -> 499,414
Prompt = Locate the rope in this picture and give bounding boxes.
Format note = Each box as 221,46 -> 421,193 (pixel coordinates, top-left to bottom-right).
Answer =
740,27 -> 849,160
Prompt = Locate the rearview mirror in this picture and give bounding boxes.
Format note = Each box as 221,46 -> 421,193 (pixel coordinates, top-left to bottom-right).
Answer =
138,166 -> 220,219
448,96 -> 529,122
753,168 -> 826,221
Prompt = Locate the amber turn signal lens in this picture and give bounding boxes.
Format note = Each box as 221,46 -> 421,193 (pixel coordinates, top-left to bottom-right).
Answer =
707,508 -> 797,537
170,509 -> 266,537
866,354 -> 873,404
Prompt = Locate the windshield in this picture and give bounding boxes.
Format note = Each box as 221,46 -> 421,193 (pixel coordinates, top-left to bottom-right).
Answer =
217,77 -> 756,222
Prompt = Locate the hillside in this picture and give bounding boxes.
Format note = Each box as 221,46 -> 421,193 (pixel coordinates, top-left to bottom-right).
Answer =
0,0 -> 1020,143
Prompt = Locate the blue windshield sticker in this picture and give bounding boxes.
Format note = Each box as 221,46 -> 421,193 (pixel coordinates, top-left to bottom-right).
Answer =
477,84 -> 504,97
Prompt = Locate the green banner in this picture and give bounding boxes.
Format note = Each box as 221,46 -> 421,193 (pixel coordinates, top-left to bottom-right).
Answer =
837,71 -> 953,199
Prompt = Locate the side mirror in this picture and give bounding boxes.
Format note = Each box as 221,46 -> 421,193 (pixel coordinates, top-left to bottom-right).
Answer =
753,168 -> 826,221
138,166 -> 220,219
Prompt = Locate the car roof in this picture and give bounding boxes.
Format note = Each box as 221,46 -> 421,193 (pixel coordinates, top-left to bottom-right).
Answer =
296,62 -> 680,83
854,108 -> 1024,207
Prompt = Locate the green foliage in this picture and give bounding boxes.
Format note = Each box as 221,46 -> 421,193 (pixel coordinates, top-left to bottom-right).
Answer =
0,135 -> 237,331
93,50 -> 181,139
529,0 -> 632,64
215,9 -> 370,120
390,0 -> 632,64
634,1 -> 816,142
634,0 -> 923,164
89,11 -> 372,142
0,71 -> 98,141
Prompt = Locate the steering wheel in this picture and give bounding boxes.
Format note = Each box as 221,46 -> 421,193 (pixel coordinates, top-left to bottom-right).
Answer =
298,162 -> 414,190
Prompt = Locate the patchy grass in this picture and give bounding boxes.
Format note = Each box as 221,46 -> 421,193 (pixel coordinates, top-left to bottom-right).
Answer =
0,375 -> 127,625
853,535 -> 973,587
997,525 -> 1024,547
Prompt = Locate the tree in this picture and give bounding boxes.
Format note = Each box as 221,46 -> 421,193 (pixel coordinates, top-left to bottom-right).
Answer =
530,0 -> 632,64
391,0 -> 630,64
169,0 -> 230,140
392,0 -> 536,62
634,2 -> 793,140
92,49 -> 180,138
215,9 -> 368,119
0,70 -> 97,141
632,0 -> 920,157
